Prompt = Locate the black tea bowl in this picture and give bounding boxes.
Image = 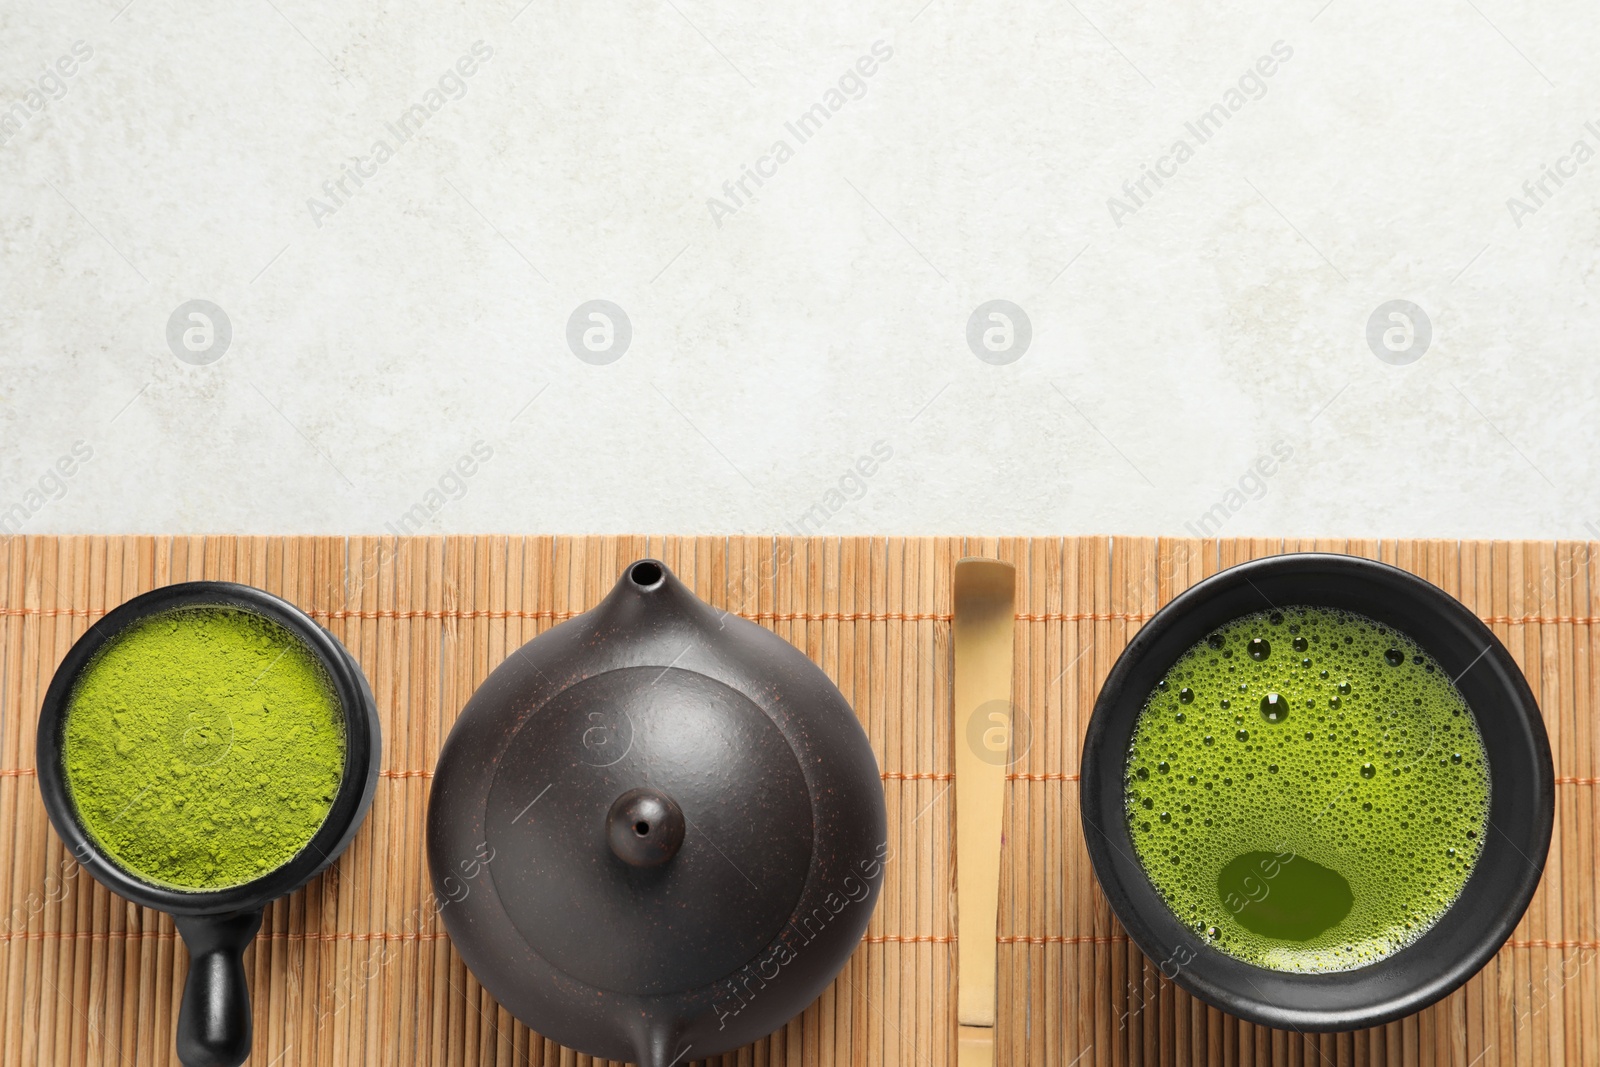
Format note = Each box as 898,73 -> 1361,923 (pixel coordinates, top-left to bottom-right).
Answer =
1079,553 -> 1553,1031
36,581 -> 381,1067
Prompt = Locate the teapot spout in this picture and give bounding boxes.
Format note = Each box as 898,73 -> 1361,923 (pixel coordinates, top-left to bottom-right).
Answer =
624,559 -> 668,591
599,558 -> 725,637
625,1012 -> 690,1067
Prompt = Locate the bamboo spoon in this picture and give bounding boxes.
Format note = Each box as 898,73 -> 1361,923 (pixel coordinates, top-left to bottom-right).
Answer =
952,558 -> 1017,1067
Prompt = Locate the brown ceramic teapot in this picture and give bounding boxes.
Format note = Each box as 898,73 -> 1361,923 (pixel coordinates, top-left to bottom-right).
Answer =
426,560 -> 887,1067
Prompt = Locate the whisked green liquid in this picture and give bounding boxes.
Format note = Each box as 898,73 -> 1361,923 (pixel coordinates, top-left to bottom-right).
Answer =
1125,606 -> 1490,972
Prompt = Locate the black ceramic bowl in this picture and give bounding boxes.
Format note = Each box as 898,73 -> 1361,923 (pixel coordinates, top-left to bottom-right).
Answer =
1080,553 -> 1553,1032
37,581 -> 381,1067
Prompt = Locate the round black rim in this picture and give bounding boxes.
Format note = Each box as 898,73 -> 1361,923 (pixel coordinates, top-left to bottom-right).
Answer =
1079,553 -> 1553,1031
36,581 -> 382,916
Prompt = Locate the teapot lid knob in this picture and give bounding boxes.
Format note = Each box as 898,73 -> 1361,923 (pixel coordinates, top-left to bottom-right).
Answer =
606,787 -> 685,868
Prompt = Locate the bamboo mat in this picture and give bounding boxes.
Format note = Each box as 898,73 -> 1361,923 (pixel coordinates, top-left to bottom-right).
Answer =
0,535 -> 1595,1066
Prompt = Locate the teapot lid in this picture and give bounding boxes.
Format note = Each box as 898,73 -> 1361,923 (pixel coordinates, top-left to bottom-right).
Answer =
483,659 -> 814,995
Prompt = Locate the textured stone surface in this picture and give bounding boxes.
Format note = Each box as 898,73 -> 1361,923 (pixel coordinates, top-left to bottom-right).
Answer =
1,1 -> 1594,536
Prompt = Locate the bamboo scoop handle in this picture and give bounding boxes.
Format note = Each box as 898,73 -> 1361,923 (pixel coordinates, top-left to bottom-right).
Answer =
953,558 -> 1017,1067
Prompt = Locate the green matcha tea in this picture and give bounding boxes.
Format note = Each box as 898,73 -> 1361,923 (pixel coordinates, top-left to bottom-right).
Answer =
1125,606 -> 1489,972
63,606 -> 346,891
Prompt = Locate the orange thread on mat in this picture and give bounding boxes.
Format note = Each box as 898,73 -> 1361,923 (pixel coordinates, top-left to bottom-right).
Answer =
11,930 -> 1592,950
2,767 -> 968,781
258,931 -> 450,943
8,768 -> 1599,786
1016,611 -> 1153,623
997,936 -> 1598,950
0,931 -> 177,942
6,605 -> 1599,626
748,610 -> 951,623
0,605 -> 951,623
6,767 -> 1599,787
999,935 -> 1129,946
318,608 -> 581,622
0,930 -> 452,944
1482,615 -> 1600,626
0,607 -> 98,618
318,607 -> 953,624
1505,939 -> 1600,950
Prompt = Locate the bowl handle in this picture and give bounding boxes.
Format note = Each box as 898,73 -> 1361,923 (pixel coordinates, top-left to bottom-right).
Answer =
174,909 -> 264,1067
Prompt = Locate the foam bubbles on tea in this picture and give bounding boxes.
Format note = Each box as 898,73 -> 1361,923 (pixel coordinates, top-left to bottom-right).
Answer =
1124,606 -> 1490,973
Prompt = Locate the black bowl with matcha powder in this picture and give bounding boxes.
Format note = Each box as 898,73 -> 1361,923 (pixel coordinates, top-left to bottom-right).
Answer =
38,582 -> 381,1067
1081,554 -> 1552,1032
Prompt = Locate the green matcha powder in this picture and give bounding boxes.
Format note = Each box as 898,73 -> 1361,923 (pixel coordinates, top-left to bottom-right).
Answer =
63,605 -> 346,891
1126,606 -> 1490,973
